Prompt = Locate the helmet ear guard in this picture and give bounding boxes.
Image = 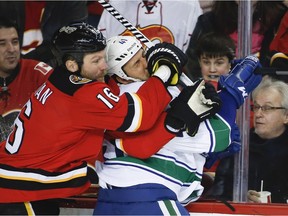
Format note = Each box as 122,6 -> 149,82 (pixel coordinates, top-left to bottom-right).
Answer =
105,36 -> 143,81
52,22 -> 106,66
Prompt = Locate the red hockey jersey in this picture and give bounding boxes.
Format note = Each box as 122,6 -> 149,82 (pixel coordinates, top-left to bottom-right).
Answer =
0,59 -> 52,141
0,66 -> 171,202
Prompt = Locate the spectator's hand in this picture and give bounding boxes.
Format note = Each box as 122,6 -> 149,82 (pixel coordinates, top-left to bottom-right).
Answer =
218,55 -> 262,108
165,79 -> 221,136
146,42 -> 187,86
247,190 -> 261,203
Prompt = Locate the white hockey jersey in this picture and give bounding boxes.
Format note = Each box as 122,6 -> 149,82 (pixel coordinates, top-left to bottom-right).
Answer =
98,0 -> 203,52
96,82 -> 238,205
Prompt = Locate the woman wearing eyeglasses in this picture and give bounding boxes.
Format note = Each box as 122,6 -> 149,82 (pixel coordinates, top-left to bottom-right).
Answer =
205,76 -> 288,204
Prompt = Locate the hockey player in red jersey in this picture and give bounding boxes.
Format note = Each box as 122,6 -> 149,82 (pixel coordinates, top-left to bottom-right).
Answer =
0,16 -> 53,142
0,22 -> 219,215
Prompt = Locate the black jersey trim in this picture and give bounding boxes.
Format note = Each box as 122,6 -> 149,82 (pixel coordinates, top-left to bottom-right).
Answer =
117,93 -> 135,131
48,66 -> 94,96
0,162 -> 89,191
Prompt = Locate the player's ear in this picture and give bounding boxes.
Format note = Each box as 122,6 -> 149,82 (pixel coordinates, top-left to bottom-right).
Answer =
65,60 -> 79,73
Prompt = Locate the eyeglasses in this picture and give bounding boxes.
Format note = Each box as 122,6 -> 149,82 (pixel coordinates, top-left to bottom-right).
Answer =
251,105 -> 286,113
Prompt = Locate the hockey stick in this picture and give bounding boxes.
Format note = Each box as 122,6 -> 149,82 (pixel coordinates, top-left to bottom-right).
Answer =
97,0 -> 194,86
254,67 -> 288,76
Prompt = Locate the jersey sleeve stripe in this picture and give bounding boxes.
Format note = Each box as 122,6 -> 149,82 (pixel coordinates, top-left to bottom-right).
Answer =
115,138 -> 127,154
117,93 -> 143,132
0,163 -> 88,190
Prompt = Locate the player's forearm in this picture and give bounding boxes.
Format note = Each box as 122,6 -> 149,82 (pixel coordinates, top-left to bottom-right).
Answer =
114,112 -> 175,159
135,77 -> 172,131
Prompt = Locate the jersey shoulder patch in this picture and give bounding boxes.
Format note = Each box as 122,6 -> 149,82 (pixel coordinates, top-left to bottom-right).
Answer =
34,62 -> 53,75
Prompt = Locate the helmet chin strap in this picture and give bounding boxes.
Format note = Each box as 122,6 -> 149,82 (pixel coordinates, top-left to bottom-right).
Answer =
122,68 -> 142,82
116,75 -> 142,84
126,77 -> 142,82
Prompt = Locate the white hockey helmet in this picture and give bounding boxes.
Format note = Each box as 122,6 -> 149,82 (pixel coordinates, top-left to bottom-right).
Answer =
105,36 -> 143,81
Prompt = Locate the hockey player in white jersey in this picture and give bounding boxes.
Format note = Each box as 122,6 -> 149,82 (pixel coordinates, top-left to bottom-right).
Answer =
94,36 -> 262,215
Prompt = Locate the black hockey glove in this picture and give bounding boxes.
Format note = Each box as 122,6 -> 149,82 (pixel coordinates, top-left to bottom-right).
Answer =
165,80 -> 222,136
146,42 -> 188,86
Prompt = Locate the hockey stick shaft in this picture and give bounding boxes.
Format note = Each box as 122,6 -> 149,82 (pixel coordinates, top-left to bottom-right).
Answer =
97,0 -> 154,48
97,0 -> 194,86
254,67 -> 288,76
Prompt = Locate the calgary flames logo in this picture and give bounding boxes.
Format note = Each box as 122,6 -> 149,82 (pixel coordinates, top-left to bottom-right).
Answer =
0,111 -> 19,142
69,75 -> 92,85
121,24 -> 174,45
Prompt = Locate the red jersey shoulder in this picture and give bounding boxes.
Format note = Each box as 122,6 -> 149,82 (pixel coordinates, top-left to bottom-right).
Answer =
20,59 -> 53,76
74,81 -> 124,111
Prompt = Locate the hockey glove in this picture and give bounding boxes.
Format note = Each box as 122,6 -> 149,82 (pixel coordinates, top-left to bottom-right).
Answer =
218,55 -> 262,108
204,124 -> 241,169
165,80 -> 222,136
164,108 -> 185,134
146,42 -> 188,86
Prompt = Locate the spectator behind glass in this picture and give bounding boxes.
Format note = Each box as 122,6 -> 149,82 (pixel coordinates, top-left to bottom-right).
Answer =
268,10 -> 288,83
185,0 -> 287,81
195,32 -> 236,89
206,76 -> 288,204
0,16 -> 52,142
87,1 -> 104,27
97,0 -> 202,52
0,1 -> 88,67
269,10 -> 288,55
194,32 -> 255,129
192,32 -> 236,173
199,0 -> 214,13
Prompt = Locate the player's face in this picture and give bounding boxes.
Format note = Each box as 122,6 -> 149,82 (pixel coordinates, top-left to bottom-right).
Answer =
253,87 -> 288,139
80,50 -> 108,82
0,27 -> 20,77
123,49 -> 150,81
199,55 -> 231,82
